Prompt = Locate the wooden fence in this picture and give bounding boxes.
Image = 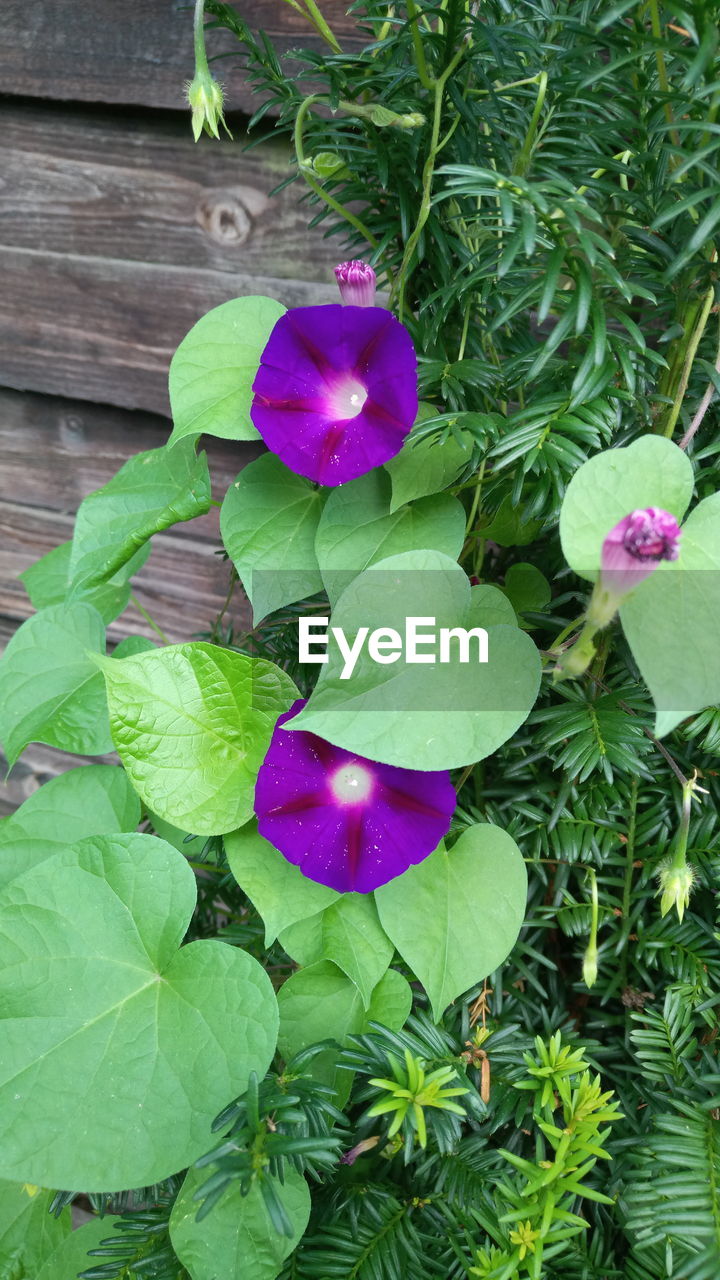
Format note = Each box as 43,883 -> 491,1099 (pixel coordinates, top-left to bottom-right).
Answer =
0,1 -> 356,811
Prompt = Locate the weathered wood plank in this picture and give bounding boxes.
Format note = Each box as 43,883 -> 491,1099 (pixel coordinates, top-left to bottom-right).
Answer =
0,1 -> 363,111
0,387 -> 257,644
0,102 -> 335,280
0,247 -> 336,415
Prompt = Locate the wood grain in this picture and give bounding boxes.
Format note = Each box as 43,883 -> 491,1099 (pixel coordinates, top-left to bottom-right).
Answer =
0,387 -> 258,645
0,102 -> 341,414
0,1 -> 364,112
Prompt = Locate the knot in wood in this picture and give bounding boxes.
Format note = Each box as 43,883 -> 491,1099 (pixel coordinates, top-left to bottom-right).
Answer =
197,192 -> 252,246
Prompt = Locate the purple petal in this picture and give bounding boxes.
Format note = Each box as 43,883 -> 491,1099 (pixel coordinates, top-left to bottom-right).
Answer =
600,506 -> 682,597
254,701 -> 455,893
335,260 -> 377,307
251,305 -> 418,486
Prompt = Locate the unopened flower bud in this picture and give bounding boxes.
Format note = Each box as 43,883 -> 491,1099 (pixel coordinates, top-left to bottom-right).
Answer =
582,941 -> 598,988
588,507 -> 681,627
186,69 -> 231,143
334,259 -> 377,307
657,860 -> 696,922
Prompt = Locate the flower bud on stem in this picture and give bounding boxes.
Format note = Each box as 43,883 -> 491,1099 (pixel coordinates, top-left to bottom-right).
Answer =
657,772 -> 706,922
186,0 -> 231,142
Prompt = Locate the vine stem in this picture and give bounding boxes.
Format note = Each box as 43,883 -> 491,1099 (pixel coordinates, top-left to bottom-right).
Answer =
646,0 -> 681,150
661,281 -> 716,438
679,310 -> 720,450
293,95 -> 380,255
129,594 -> 171,646
193,0 -> 210,75
391,40 -> 468,319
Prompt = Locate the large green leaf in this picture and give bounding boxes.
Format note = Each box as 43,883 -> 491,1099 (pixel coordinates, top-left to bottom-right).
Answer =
321,894 -> 394,1009
278,962 -> 412,1068
0,603 -> 112,766
0,764 -> 140,888
220,454 -> 325,624
315,470 -> 466,605
67,440 -> 211,593
0,832 -> 278,1190
0,1181 -> 70,1275
384,404 -> 474,511
20,539 -> 150,625
621,492 -> 720,736
375,824 -> 527,1020
289,551 -> 542,770
225,821 -> 339,944
168,296 -> 286,444
96,643 -> 298,835
36,1216 -> 114,1280
170,1166 -> 310,1280
559,436 -> 693,581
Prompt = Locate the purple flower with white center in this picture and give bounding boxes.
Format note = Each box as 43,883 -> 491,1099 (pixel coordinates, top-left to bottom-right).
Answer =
600,506 -> 681,598
334,259 -> 377,307
254,700 -> 455,893
250,302 -> 418,486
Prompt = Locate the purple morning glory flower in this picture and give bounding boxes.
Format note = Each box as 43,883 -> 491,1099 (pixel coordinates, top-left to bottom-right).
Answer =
600,506 -> 681,598
250,303 -> 418,486
254,700 -> 455,893
334,259 -> 377,307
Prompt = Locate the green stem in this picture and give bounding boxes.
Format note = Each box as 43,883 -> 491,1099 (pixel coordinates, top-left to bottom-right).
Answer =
193,0 -> 210,75
293,96 -> 380,253
301,0 -> 342,52
647,0 -> 681,150
618,776 -> 638,986
391,41 -> 467,319
660,282 -> 715,438
130,594 -> 172,646
512,71 -> 548,177
406,0 -> 435,91
679,310 -> 720,449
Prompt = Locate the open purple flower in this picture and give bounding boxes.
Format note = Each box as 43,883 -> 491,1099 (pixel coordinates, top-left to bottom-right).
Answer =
600,507 -> 681,598
254,700 -> 455,893
250,303 -> 418,486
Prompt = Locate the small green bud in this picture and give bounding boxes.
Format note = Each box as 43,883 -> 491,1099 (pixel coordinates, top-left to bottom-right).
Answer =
657,860 -> 696,922
186,70 -> 231,143
582,941 -> 598,988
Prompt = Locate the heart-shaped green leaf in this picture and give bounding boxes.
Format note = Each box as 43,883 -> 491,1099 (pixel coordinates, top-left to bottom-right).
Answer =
96,643 -> 298,835
278,962 -> 412,1067
321,894 -> 394,1009
170,1166 -> 310,1280
0,833 -> 278,1190
21,540 -> 150,625
620,492 -> 720,736
226,821 -> 339,944
0,1182 -> 70,1275
169,296 -> 286,444
68,440 -> 211,593
559,435 -> 693,580
220,455 -> 325,624
384,403 -> 474,511
289,551 -> 541,769
315,471 -> 466,605
36,1216 -> 113,1280
375,824 -> 527,1020
0,603 -> 112,766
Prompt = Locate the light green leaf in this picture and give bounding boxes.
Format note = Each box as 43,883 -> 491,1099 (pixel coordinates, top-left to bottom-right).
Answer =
20,540 -> 150,625
220,455 -> 325,624
467,583 -> 518,628
621,492 -> 720,736
375,824 -> 527,1020
502,563 -> 551,617
168,296 -> 286,444
112,635 -> 158,658
278,962 -> 411,1062
147,811 -> 206,859
289,551 -> 541,770
559,436 -> 693,581
479,495 -> 541,547
36,1216 -> 114,1280
226,821 -> 339,944
0,833 -> 278,1190
0,603 -> 112,767
321,894 -> 394,1009
68,440 -> 211,593
96,643 -> 298,835
0,764 -> 140,888
278,911 -> 325,965
0,1181 -> 70,1274
170,1166 -> 310,1280
315,470 -> 466,605
384,403 -> 474,511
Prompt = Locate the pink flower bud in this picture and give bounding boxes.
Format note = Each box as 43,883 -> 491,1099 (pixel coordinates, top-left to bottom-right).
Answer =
600,506 -> 681,598
334,259 -> 377,307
